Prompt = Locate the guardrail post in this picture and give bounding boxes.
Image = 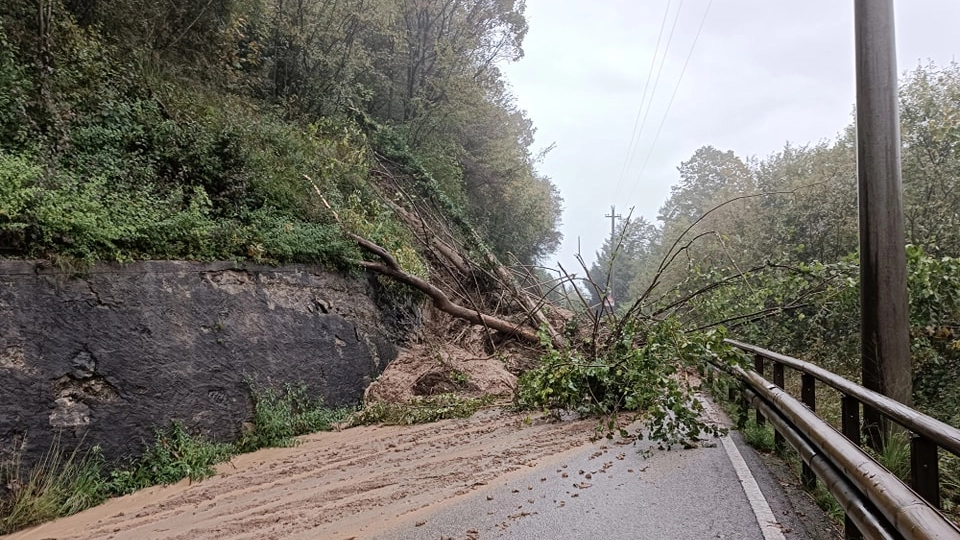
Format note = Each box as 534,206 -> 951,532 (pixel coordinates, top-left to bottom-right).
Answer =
841,396 -> 863,540
801,373 -> 817,489
841,396 -> 861,446
801,373 -> 816,412
863,407 -> 884,452
754,354 -> 766,426
844,517 -> 863,540
772,362 -> 785,454
910,434 -> 940,508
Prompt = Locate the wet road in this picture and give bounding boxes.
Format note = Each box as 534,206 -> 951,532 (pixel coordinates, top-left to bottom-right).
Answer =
376,426 -> 838,540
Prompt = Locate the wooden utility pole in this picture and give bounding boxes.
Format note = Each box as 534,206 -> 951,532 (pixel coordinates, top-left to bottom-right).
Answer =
854,0 -> 912,448
604,206 -> 622,313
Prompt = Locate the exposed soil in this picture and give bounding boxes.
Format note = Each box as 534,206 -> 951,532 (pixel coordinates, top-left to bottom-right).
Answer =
364,305 -> 535,404
7,410 -> 596,540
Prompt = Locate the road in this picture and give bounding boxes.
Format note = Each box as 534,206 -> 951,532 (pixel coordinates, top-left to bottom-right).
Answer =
377,430 -> 837,540
6,404 -> 838,540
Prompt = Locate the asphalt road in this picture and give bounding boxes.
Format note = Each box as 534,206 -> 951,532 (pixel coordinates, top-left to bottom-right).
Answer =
374,428 -> 840,540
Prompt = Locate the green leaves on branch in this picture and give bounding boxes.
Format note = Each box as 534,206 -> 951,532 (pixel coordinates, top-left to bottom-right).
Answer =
516,321 -> 739,447
680,246 -> 960,430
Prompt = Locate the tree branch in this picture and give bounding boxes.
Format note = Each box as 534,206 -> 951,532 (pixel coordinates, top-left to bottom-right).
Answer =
352,237 -> 540,344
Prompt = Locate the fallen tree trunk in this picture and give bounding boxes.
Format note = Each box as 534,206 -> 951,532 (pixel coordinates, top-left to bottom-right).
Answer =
349,233 -> 542,345
310,181 -> 550,346
383,191 -> 562,347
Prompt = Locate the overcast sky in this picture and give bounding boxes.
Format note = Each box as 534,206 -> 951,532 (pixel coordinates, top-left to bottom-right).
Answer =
500,0 -> 960,272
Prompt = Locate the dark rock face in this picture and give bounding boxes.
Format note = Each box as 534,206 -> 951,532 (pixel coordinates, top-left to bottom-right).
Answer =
0,260 -> 414,468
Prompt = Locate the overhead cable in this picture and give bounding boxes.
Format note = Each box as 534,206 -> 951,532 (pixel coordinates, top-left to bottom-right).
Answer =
629,0 -> 713,202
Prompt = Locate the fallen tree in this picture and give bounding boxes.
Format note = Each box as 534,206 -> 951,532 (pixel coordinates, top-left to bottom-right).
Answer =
312,181 -> 558,347
349,231 -> 542,344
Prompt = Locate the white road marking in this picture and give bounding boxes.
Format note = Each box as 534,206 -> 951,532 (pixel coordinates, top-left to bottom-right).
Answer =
720,435 -> 788,540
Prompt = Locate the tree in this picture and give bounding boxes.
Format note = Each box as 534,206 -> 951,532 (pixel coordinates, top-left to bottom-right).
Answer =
587,216 -> 658,308
637,146 -> 757,297
658,146 -> 755,225
899,62 -> 960,256
751,138 -> 858,264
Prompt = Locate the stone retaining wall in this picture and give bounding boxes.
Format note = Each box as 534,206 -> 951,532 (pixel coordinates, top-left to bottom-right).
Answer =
0,260 -> 416,468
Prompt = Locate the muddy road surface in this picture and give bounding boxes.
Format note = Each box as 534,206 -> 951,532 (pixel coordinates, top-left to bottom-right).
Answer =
8,410 -> 599,540
8,406 -> 836,540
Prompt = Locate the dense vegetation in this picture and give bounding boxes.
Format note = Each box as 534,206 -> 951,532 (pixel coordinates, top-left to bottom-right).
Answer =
5,0 -> 959,527
0,0 -> 562,267
0,0 -> 569,531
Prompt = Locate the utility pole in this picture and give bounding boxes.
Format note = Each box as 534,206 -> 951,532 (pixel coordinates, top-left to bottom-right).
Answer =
605,206 -> 621,242
604,206 -> 622,314
854,0 -> 912,449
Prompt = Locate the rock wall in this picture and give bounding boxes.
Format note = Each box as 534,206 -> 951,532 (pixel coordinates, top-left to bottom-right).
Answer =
0,260 -> 416,468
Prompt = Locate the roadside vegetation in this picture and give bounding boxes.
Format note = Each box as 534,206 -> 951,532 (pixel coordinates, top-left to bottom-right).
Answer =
0,383 -> 348,534
4,0 -> 960,533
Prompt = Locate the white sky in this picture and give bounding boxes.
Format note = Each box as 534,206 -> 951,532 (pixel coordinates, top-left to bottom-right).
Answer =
500,0 -> 960,272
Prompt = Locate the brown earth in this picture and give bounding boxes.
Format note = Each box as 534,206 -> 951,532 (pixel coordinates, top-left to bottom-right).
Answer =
364,305 -> 538,404
6,410 -> 596,540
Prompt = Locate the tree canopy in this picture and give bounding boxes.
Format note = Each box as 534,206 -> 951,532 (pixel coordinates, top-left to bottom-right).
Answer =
0,0 -> 561,266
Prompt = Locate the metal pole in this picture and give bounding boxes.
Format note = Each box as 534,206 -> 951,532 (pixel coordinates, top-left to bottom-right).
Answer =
854,0 -> 912,448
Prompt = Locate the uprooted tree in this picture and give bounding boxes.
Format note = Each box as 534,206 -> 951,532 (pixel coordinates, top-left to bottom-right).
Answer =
329,158 -> 756,447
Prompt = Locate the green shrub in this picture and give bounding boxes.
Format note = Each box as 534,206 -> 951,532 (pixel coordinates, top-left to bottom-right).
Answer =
236,382 -> 349,451
108,422 -> 234,495
0,153 -> 38,236
242,208 -> 358,266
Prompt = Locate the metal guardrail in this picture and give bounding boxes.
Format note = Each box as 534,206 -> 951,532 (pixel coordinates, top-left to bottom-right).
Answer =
722,339 -> 960,540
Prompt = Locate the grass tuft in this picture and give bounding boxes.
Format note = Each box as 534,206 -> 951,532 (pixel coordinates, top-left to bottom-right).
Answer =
237,382 -> 350,452
0,438 -> 109,535
350,394 -> 495,426
740,417 -> 776,453
811,482 -> 845,524
873,430 -> 911,482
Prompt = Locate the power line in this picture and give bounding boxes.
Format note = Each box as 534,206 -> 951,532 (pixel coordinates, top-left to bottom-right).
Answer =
628,0 -> 713,202
616,0 -> 687,199
613,0 -> 673,197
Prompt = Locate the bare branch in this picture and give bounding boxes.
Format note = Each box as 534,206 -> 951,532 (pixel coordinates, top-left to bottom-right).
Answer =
354,240 -> 541,344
